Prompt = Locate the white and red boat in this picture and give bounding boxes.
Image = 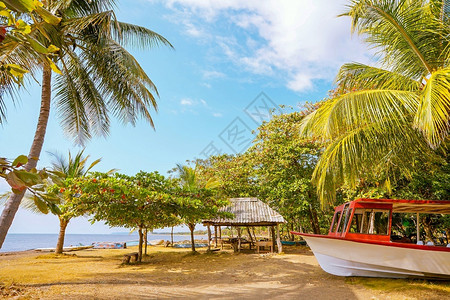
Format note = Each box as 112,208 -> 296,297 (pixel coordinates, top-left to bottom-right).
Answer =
292,198 -> 450,279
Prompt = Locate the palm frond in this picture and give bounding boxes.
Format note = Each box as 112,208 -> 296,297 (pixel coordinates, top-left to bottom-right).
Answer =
344,0 -> 445,79
313,120 -> 434,206
53,0 -> 117,17
114,22 -> 174,50
336,63 -> 422,92
301,89 -> 419,140
415,67 -> 450,147
79,37 -> 157,128
54,46 -> 110,145
62,11 -> 115,39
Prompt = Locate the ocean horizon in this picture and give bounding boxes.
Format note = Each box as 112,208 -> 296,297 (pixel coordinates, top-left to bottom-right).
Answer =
1,233 -> 207,252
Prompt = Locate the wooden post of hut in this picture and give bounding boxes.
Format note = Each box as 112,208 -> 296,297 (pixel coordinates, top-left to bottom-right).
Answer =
246,226 -> 254,249
237,227 -> 242,253
271,226 -> 276,253
207,225 -> 212,251
276,224 -> 282,253
214,226 -> 218,247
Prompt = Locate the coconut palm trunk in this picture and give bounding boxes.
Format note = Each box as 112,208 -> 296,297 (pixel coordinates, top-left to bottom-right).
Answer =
56,218 -> 70,254
0,66 -> 52,248
188,223 -> 196,252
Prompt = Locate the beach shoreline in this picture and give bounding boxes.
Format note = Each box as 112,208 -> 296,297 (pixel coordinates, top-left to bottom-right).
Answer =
0,233 -> 207,253
0,245 -> 448,299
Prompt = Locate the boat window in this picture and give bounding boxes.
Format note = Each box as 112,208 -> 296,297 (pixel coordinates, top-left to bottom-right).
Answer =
342,208 -> 352,233
373,211 -> 390,235
359,209 -> 390,235
349,209 -> 364,233
338,204 -> 351,233
331,211 -> 341,232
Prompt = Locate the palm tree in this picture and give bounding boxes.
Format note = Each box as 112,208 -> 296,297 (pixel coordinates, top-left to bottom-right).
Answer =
0,0 -> 173,248
301,0 -> 450,205
0,150 -> 106,253
174,164 -> 220,251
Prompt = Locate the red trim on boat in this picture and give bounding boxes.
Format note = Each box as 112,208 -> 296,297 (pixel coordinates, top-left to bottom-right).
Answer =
291,232 -> 450,253
355,198 -> 450,205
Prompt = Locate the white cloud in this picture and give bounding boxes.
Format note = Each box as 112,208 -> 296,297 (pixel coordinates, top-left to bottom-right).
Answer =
180,98 -> 194,106
202,70 -> 226,79
185,22 -> 204,37
161,0 -> 369,92
212,112 -> 222,118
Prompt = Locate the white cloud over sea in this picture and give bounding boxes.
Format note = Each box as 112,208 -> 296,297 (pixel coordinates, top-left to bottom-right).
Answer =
158,0 -> 370,92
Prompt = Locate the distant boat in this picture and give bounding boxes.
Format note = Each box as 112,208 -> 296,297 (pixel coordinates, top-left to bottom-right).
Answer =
35,245 -> 93,252
92,242 -> 126,249
174,243 -> 208,248
125,239 -> 165,247
292,198 -> 450,279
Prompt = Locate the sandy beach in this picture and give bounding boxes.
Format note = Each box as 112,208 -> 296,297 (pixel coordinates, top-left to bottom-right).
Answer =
0,245 -> 448,299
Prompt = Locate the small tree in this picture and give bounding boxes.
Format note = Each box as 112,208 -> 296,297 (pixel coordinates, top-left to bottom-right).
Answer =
173,164 -> 229,252
175,188 -> 229,252
46,150 -> 110,254
73,174 -> 177,262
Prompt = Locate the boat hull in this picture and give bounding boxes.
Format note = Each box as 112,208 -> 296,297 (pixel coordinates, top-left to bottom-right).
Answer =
299,234 -> 450,279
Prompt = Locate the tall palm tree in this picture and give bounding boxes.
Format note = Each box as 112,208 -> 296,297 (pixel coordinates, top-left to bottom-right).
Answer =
301,0 -> 450,205
0,0 -> 173,248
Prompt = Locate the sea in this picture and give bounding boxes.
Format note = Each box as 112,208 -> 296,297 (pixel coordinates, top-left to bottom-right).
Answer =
1,233 -> 207,252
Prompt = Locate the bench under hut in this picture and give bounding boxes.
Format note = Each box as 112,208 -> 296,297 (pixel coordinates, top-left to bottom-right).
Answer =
203,197 -> 286,253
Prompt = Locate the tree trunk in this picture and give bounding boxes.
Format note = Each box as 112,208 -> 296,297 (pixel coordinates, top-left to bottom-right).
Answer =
246,227 -> 253,243
55,218 -> 69,254
423,215 -> 434,243
309,204 -> 321,234
0,66 -> 52,249
271,226 -> 276,252
276,224 -> 282,253
138,226 -> 143,262
289,223 -> 295,241
144,228 -> 148,256
251,227 -> 257,242
171,226 -> 174,246
207,225 -> 211,251
188,223 -> 196,252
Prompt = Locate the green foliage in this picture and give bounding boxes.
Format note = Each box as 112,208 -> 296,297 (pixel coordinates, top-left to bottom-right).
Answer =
195,154 -> 258,198
1,0 -> 173,143
72,174 -> 176,229
247,112 -> 328,234
0,155 -> 49,198
0,0 -> 61,118
300,0 -> 450,205
195,111 -> 332,235
172,165 -> 230,225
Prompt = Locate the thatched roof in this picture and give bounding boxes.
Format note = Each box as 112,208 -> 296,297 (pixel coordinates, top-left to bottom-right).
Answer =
203,198 -> 285,226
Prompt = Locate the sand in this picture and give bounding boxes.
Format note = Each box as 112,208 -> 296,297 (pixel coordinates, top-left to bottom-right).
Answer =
0,246 -> 448,299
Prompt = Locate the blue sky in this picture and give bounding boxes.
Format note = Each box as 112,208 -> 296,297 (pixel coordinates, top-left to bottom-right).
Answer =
0,0 -> 369,234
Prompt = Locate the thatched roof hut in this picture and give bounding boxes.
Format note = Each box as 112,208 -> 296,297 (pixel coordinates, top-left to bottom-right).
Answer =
202,198 -> 285,253
203,197 -> 285,226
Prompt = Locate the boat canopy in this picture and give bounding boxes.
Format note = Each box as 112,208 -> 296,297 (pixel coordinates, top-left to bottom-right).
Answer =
354,199 -> 450,214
